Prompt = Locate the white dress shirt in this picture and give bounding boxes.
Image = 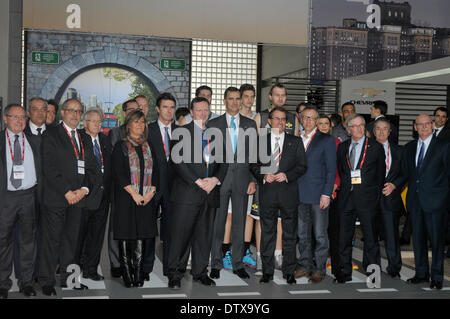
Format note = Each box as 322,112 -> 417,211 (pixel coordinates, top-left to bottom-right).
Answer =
158,119 -> 172,140
301,127 -> 317,151
29,121 -> 46,135
62,121 -> 81,151
382,141 -> 392,177
226,112 -> 240,138
415,134 -> 433,166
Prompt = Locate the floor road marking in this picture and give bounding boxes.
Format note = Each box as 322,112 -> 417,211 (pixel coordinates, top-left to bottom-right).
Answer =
63,296 -> 110,299
421,287 -> 450,291
142,294 -> 188,298
289,290 -> 331,295
217,292 -> 261,297
357,288 -> 398,292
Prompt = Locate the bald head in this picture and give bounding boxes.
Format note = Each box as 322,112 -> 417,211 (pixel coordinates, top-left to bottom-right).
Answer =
414,114 -> 433,140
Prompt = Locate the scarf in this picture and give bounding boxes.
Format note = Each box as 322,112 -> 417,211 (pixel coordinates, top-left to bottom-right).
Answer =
126,136 -> 153,195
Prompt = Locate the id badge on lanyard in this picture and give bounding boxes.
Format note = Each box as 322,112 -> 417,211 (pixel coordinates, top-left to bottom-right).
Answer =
78,160 -> 85,175
13,165 -> 25,180
351,169 -> 361,184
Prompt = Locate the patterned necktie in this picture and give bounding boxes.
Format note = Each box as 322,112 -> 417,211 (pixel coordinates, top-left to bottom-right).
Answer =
164,126 -> 171,160
93,139 -> 102,169
273,136 -> 281,169
71,130 -> 80,159
349,142 -> 357,171
230,116 -> 237,154
10,135 -> 22,189
417,140 -> 425,172
36,128 -> 42,136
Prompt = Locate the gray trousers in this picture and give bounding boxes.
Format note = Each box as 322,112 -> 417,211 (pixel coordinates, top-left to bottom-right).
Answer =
297,203 -> 329,275
0,189 -> 36,290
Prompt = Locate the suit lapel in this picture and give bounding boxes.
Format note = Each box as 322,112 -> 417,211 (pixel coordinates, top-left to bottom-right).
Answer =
418,136 -> 436,175
151,122 -> 165,156
355,137 -> 367,169
280,134 -> 291,166
59,124 -> 78,159
0,131 -> 5,170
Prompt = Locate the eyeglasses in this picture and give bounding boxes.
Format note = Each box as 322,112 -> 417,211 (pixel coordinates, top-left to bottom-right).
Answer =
302,115 -> 317,121
64,109 -> 83,115
6,115 -> 27,121
415,121 -> 432,128
348,124 -> 365,129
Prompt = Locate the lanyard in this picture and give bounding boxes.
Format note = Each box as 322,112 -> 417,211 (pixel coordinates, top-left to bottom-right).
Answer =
303,129 -> 317,151
346,138 -> 368,170
6,131 -> 25,162
62,125 -> 85,160
386,143 -> 390,172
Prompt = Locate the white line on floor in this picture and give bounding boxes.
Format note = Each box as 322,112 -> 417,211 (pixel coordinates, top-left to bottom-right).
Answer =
289,290 -> 331,295
142,294 -> 187,298
357,288 -> 398,292
63,296 -> 110,299
217,292 -> 261,297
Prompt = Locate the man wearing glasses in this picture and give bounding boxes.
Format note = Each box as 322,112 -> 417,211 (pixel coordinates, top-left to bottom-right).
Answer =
395,114 -> 449,290
0,104 -> 42,299
39,99 -> 100,295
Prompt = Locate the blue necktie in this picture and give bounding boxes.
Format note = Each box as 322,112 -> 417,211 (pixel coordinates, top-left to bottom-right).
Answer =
416,141 -> 424,172
230,116 -> 237,154
94,139 -> 102,169
164,126 -> 171,160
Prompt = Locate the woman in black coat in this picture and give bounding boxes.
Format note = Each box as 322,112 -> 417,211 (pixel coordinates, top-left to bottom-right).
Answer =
111,110 -> 159,287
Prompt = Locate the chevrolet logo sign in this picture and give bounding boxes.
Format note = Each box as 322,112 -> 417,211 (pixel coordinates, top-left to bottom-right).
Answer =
352,88 -> 386,98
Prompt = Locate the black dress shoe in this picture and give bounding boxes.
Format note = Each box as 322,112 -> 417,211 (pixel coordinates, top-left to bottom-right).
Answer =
42,286 -> 57,296
110,267 -> 122,278
233,268 -> 250,279
407,276 -> 429,284
388,272 -> 401,279
210,268 -> 220,279
168,278 -> 181,290
0,288 -> 8,299
143,272 -> 150,281
430,280 -> 443,290
20,286 -> 36,297
83,273 -> 104,281
259,273 -> 273,284
285,274 -> 296,285
333,273 -> 352,284
399,237 -> 410,246
61,283 -> 89,290
194,275 -> 216,287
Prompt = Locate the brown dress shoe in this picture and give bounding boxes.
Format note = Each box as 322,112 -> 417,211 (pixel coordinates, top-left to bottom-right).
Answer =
294,269 -> 310,279
309,273 -> 325,283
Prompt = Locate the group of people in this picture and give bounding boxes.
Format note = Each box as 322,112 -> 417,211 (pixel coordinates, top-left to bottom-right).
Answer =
0,83 -> 448,299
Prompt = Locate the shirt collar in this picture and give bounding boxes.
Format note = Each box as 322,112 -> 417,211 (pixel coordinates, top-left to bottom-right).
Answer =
351,135 -> 365,146
226,112 -> 239,124
29,121 -> 46,132
419,134 -> 433,145
303,127 -> 317,138
158,119 -> 171,130
63,121 -> 77,133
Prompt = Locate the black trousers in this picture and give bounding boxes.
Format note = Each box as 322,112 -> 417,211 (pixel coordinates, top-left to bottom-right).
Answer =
379,196 -> 402,274
159,195 -> 173,275
39,205 -> 83,287
168,201 -> 216,281
0,188 -> 36,290
327,197 -> 340,276
339,193 -> 380,276
77,197 -> 109,276
260,202 -> 298,276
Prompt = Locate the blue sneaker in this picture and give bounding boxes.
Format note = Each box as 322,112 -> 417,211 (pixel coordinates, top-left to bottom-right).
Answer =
222,251 -> 232,270
243,249 -> 256,268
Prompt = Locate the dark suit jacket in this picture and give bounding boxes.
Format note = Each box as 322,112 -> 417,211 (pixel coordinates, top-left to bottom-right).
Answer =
396,136 -> 449,212
147,121 -> 178,198
367,116 -> 398,145
80,130 -> 113,210
297,130 -> 336,205
337,137 -> 386,212
0,130 -> 43,202
207,113 -> 258,192
41,123 -> 100,209
382,142 -> 404,212
436,125 -> 450,143
170,121 -> 228,207
251,133 -> 307,209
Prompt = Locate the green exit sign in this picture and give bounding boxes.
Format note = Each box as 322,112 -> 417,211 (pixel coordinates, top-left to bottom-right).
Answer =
31,51 -> 60,64
160,58 -> 185,71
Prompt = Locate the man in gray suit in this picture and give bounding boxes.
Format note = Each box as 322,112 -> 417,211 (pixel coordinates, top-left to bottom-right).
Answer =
208,87 -> 258,279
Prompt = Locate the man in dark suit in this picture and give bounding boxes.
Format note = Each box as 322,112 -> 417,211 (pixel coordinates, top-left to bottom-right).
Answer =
335,114 -> 385,283
433,107 -> 450,142
38,98 -> 100,296
0,104 -> 42,299
208,87 -> 258,280
373,118 -> 403,278
366,100 -> 398,145
251,107 -> 307,285
396,114 -> 449,290
107,99 -> 141,278
77,107 -> 112,281
167,97 -> 228,290
146,92 -> 177,278
296,106 -> 336,283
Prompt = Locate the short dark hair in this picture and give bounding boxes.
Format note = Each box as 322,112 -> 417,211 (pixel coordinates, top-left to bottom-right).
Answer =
190,97 -> 210,110
433,106 -> 448,117
224,86 -> 240,99
195,85 -> 213,97
374,117 -> 391,130
122,99 -> 138,112
269,106 -> 287,119
156,92 -> 176,108
302,106 -> 319,116
28,97 -> 48,108
296,102 -> 308,113
62,98 -> 82,110
175,107 -> 190,121
318,114 -> 331,124
329,113 -> 342,127
372,100 -> 388,115
239,83 -> 255,96
122,110 -> 148,140
341,101 -> 355,111
47,99 -> 59,113
269,83 -> 287,96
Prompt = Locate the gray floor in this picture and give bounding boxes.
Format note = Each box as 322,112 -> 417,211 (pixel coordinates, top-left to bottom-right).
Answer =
6,218 -> 450,299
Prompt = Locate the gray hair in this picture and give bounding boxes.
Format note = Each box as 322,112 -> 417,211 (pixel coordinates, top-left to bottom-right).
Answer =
28,97 -> 48,108
83,107 -> 104,121
345,113 -> 366,128
374,117 -> 391,130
